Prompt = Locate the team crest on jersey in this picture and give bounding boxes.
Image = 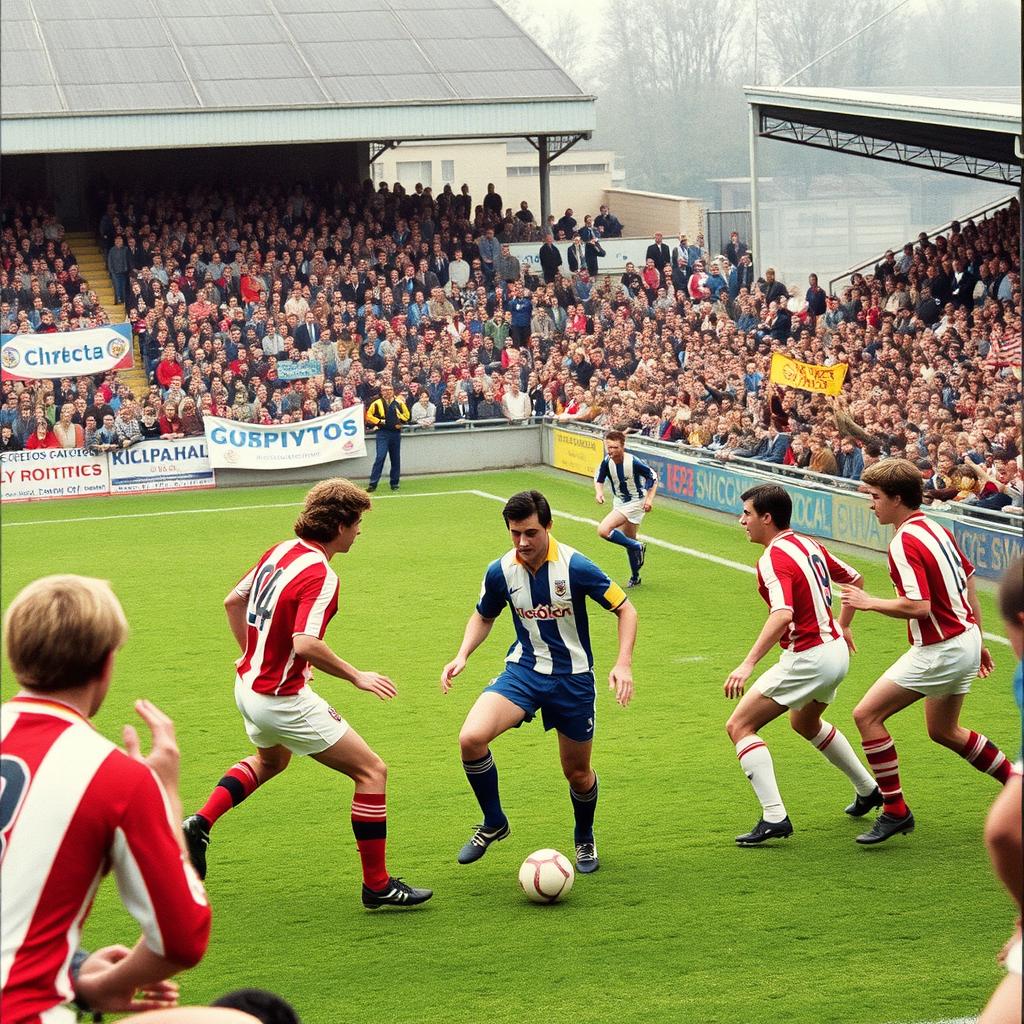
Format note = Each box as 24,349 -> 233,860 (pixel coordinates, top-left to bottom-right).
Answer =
553,579 -> 568,598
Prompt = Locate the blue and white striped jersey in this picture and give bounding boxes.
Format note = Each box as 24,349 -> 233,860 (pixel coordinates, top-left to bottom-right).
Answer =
476,538 -> 627,675
595,453 -> 657,503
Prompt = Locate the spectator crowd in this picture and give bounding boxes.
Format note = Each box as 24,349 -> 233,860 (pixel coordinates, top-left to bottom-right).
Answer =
1,184 -> 1020,510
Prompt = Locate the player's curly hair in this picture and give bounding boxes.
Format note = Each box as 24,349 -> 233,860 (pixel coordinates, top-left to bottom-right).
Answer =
294,478 -> 371,542
861,458 -> 924,509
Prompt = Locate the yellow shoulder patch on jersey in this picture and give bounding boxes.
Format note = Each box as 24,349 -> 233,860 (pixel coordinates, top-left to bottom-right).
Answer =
604,582 -> 627,609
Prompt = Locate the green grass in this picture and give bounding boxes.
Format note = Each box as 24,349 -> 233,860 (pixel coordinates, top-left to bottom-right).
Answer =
1,470 -> 1017,1024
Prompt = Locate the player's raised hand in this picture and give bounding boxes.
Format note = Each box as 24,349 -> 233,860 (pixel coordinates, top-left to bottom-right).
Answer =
978,646 -> 995,678
440,656 -> 466,693
123,699 -> 180,797
609,663 -> 633,707
839,584 -> 873,611
723,663 -> 752,699
353,670 -> 397,701
73,945 -> 180,1013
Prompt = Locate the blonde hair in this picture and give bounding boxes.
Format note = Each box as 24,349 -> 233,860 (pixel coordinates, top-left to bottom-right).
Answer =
293,478 -> 371,542
3,575 -> 128,691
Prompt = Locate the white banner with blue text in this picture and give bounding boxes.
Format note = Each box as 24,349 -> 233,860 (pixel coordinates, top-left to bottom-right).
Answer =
1,323 -> 135,382
203,405 -> 366,470
109,438 -> 215,495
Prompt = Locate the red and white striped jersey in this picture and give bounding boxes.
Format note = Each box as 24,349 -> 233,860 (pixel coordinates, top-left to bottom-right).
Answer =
234,539 -> 340,696
757,530 -> 861,652
0,697 -> 210,1024
887,512 -> 976,646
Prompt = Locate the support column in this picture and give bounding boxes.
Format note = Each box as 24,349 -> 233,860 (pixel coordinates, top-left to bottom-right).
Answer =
748,104 -> 761,278
539,134 -> 551,231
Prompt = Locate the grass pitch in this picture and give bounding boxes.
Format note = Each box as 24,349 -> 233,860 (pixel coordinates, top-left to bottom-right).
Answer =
1,469 -> 1017,1024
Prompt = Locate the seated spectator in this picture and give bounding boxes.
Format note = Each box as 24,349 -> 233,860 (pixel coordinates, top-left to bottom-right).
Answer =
24,419 -> 60,449
91,413 -> 119,452
53,402 -> 84,449
0,424 -> 21,451
410,391 -> 436,428
158,401 -> 185,439
115,402 -> 142,447
179,398 -> 204,437
139,405 -> 163,439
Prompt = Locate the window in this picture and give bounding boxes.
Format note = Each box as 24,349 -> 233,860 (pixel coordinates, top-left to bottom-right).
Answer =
441,159 -> 455,185
396,160 -> 432,191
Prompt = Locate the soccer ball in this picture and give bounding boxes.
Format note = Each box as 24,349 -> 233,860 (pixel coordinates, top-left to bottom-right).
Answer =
518,849 -> 574,904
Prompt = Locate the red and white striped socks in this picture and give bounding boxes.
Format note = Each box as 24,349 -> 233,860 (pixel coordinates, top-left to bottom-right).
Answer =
960,731 -> 1012,784
861,735 -> 910,818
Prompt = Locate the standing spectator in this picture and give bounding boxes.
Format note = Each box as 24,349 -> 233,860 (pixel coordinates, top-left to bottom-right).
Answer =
646,233 -> 670,273
837,438 -> 865,481
556,208 -> 577,239
0,575 -> 211,1022
758,268 -> 788,304
805,274 -> 827,328
538,235 -> 563,284
724,231 -> 748,267
482,183 -> 503,219
158,401 -> 185,439
594,204 -> 623,238
508,285 -> 533,346
107,236 -> 131,306
365,383 -> 409,491
410,391 -> 436,428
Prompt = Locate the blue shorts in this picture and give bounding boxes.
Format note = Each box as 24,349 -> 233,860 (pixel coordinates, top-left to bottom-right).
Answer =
485,662 -> 596,743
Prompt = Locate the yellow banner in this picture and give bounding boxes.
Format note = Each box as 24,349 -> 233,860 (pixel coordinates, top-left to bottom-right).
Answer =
552,429 -> 604,478
769,353 -> 848,396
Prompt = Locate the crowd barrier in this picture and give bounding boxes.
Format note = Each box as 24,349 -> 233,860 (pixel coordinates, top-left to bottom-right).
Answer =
1,438 -> 214,501
543,424 -> 1024,581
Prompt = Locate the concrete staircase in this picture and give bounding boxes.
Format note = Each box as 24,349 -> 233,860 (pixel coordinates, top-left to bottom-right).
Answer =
65,231 -> 149,398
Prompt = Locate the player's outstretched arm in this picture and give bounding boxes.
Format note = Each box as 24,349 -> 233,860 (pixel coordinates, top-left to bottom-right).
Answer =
224,590 -> 248,651
441,612 -> 495,692
609,600 -> 637,707
724,608 -> 792,699
965,576 -> 994,677
839,583 -> 930,621
292,634 -> 397,700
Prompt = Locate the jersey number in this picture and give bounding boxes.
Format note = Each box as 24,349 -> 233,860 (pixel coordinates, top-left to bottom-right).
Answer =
0,756 -> 30,860
809,554 -> 833,605
248,563 -> 284,631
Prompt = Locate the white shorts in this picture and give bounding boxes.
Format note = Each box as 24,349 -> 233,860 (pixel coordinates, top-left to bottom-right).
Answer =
234,677 -> 349,756
885,627 -> 981,697
753,638 -> 850,710
613,497 -> 646,525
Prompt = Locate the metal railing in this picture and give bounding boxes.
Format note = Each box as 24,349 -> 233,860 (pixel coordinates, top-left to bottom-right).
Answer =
827,192 -> 1017,293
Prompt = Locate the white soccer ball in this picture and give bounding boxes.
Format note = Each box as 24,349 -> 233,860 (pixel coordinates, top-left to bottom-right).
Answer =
518,848 -> 574,904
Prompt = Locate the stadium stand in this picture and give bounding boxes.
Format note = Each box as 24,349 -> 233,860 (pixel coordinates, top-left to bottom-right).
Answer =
1,185 -> 1018,516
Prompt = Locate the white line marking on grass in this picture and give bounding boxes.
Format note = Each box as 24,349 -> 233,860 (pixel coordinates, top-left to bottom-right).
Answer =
467,489 -> 1013,648
4,484 -> 1012,650
0,489 -> 478,527
672,656 -> 707,664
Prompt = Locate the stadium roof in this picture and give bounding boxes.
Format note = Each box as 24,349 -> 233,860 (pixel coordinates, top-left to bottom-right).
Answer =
0,0 -> 595,155
744,85 -> 1022,186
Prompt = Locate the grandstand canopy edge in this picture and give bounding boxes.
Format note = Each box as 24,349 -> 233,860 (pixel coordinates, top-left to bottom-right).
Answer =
0,0 -> 595,227
743,85 -> 1023,270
